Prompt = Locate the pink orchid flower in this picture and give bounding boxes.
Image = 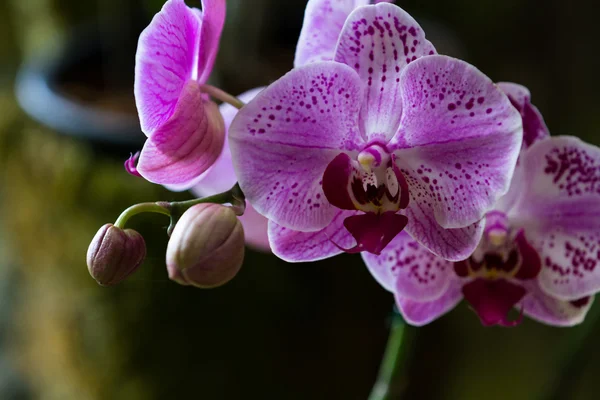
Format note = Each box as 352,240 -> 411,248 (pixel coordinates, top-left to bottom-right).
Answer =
230,2 -> 523,261
133,0 -> 226,187
363,84 -> 599,327
196,0 -> 397,251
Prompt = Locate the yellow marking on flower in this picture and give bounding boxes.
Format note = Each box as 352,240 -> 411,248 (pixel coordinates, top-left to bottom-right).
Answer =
484,267 -> 499,280
358,152 -> 375,173
488,230 -> 507,247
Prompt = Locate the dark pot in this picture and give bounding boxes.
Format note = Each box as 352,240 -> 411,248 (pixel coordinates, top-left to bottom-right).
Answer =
15,24 -> 144,147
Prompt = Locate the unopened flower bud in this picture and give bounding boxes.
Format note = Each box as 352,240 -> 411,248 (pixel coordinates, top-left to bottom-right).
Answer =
167,203 -> 245,288
86,223 -> 146,286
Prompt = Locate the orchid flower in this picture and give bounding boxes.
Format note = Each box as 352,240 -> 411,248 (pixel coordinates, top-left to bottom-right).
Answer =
229,2 -> 522,262
193,0 -> 398,251
191,89 -> 271,252
363,83 -> 599,327
132,0 -> 226,187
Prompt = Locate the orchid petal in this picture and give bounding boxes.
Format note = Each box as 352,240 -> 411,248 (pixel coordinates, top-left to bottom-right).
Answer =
268,210 -> 358,262
335,2 -> 436,142
237,203 -> 271,252
392,56 -> 522,231
192,88 -> 266,194
294,1 -> 393,67
136,82 -> 225,186
196,0 -> 226,83
322,153 -> 357,210
395,279 -> 463,326
508,137 -> 600,300
397,135 -> 521,233
536,230 -> 600,300
521,281 -> 593,327
493,160 -> 526,214
135,0 -> 202,134
295,0 -> 368,67
362,231 -> 455,300
394,56 -> 522,150
404,202 -> 485,261
497,82 -> 549,149
509,136 -> 600,232
229,62 -> 365,231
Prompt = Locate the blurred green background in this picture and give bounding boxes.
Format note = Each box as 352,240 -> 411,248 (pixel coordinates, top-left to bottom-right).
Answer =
0,0 -> 599,399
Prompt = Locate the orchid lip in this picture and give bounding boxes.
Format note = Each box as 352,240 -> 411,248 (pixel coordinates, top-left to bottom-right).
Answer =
454,212 -> 543,326
330,212 -> 408,255
462,278 -> 526,327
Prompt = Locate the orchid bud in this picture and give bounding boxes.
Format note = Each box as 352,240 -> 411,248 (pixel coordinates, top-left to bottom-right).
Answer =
86,224 -> 146,286
167,203 -> 245,288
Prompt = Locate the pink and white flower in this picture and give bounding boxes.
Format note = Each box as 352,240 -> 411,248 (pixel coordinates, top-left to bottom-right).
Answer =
363,84 -> 599,327
230,2 -> 522,261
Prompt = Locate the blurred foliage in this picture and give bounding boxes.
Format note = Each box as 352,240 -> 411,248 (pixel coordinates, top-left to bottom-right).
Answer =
0,0 -> 600,399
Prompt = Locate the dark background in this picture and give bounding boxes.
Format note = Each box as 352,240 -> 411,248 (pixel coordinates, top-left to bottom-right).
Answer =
0,0 -> 599,399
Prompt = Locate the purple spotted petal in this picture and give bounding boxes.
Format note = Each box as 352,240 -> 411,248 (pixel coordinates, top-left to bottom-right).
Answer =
521,281 -> 593,327
295,0 -> 367,67
196,0 -> 226,84
295,1 -> 395,67
362,231 -> 455,300
335,3 -> 436,142
394,56 -> 522,150
403,200 -> 485,261
536,230 -> 600,300
397,136 -> 520,234
392,56 -> 522,231
497,82 -> 549,149
135,0 -> 202,134
136,81 -> 225,186
462,278 -> 526,327
508,137 -> 600,300
268,210 -> 358,262
395,279 -> 463,326
229,62 -> 365,231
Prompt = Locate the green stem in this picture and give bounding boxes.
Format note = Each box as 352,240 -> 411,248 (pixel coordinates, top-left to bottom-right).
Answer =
169,183 -> 245,218
114,202 -> 171,229
368,312 -> 414,400
113,183 -> 246,234
200,84 -> 246,109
